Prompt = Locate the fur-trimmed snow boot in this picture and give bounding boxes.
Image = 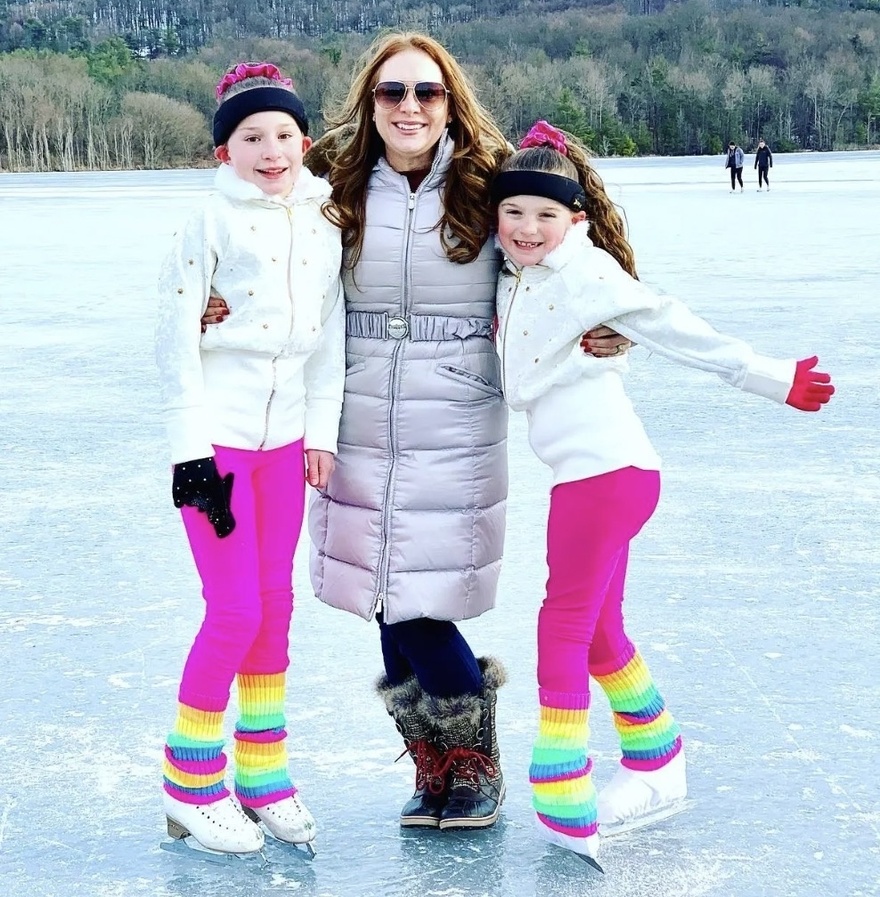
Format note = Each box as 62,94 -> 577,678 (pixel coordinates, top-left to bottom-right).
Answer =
425,657 -> 507,830
377,674 -> 448,827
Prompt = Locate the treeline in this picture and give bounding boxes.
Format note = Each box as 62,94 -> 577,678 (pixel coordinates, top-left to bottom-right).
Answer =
1,1 -> 879,171
4,0 -> 880,58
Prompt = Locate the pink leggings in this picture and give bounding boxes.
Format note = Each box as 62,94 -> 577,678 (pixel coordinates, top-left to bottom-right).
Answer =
538,466 -> 661,693
178,440 -> 305,712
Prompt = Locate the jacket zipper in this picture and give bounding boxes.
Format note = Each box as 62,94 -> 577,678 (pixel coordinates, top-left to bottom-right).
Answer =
374,189 -> 417,617
500,268 -> 523,396
285,206 -> 297,341
259,207 -> 295,449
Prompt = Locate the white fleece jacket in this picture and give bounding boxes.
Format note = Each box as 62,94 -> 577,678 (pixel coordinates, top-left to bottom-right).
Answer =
495,221 -> 797,485
155,164 -> 344,464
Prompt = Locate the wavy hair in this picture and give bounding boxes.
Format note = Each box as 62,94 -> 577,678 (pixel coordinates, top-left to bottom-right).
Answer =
500,135 -> 638,279
308,32 -> 510,268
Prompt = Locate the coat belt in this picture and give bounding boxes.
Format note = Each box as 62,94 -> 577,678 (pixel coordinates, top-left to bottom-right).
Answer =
346,311 -> 494,341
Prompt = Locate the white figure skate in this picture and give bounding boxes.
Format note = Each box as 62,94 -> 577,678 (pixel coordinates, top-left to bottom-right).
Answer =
597,749 -> 691,837
534,816 -> 603,873
243,793 -> 317,858
163,792 -> 264,858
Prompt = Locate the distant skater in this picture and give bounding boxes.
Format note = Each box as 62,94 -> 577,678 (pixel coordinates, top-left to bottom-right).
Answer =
725,141 -> 744,192
755,138 -> 773,190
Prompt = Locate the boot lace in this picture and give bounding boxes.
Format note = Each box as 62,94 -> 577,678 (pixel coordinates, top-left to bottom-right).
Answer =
434,746 -> 497,790
395,739 -> 446,794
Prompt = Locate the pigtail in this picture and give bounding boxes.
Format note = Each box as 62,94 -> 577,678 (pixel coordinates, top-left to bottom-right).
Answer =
557,133 -> 638,280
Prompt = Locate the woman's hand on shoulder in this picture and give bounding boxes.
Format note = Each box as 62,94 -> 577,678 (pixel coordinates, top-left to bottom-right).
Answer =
580,325 -> 633,357
200,295 -> 230,333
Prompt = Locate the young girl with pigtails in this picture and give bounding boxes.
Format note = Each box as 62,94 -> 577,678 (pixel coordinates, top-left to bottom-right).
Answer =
154,62 -> 344,857
491,121 -> 834,867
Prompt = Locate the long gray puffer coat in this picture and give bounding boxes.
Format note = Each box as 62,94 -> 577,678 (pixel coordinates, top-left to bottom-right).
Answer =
309,136 -> 508,625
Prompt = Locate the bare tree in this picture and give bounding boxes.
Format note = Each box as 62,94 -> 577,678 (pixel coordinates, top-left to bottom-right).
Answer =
122,92 -> 209,168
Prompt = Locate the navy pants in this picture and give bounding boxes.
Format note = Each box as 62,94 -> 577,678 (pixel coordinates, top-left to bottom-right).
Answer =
379,615 -> 482,697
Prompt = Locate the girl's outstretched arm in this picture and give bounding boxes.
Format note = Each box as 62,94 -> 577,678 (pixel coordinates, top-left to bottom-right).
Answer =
578,252 -> 834,411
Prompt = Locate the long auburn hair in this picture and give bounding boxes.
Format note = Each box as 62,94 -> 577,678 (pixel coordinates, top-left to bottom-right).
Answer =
309,32 -> 510,268
500,134 -> 638,279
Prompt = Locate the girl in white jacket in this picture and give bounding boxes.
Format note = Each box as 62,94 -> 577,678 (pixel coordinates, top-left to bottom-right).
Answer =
490,121 -> 834,868
154,63 -> 344,857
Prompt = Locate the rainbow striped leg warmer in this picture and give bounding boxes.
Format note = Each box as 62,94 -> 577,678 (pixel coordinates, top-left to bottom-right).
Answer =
163,703 -> 229,805
233,673 -> 296,808
591,642 -> 681,771
529,690 -> 597,841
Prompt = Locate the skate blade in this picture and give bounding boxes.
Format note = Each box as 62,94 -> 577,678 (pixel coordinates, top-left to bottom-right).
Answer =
160,835 -> 267,867
600,798 -> 695,839
577,854 -> 605,874
264,837 -> 317,862
241,807 -> 317,861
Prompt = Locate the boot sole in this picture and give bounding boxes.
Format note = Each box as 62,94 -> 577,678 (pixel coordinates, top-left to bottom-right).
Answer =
437,782 -> 506,830
400,816 -> 441,828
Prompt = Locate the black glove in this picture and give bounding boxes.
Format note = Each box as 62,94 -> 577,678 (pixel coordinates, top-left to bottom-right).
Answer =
172,457 -> 236,538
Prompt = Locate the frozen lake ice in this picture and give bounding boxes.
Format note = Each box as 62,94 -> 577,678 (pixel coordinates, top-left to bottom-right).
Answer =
0,151 -> 878,896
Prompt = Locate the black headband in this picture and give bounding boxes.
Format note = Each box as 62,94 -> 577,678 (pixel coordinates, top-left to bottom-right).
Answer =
212,86 -> 309,146
491,170 -> 586,212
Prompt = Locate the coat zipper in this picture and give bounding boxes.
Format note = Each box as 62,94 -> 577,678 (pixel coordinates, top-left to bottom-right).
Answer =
374,189 -> 417,617
259,206 -> 295,449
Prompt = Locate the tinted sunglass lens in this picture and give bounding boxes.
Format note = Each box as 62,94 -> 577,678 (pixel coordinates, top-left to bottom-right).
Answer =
375,83 -> 406,107
414,83 -> 447,107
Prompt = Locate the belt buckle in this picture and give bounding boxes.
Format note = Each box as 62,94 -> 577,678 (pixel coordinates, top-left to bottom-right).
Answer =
387,315 -> 409,340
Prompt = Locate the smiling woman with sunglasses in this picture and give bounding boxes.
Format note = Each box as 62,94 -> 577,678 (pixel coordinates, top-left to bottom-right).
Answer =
202,30 -> 631,835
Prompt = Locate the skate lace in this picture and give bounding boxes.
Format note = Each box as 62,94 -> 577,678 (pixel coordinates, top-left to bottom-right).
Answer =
434,746 -> 496,788
395,739 -> 446,794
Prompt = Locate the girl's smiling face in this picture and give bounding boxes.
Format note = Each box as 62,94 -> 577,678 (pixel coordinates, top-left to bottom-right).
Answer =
215,110 -> 312,197
497,194 -> 586,266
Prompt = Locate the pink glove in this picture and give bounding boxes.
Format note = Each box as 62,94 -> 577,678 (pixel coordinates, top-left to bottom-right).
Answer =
785,356 -> 835,412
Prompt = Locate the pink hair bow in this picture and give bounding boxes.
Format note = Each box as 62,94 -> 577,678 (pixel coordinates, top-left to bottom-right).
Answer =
215,62 -> 294,99
520,120 -> 568,155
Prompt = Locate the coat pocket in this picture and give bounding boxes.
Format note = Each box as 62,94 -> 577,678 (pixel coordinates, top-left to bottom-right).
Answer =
436,363 -> 504,398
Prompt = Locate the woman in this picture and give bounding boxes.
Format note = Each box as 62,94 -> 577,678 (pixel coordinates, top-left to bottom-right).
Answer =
203,32 -> 629,832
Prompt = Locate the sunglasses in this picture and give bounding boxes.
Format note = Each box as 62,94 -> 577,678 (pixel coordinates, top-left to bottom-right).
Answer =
373,81 -> 449,110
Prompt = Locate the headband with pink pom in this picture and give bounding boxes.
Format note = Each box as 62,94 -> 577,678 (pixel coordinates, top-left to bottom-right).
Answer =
216,62 -> 294,100
491,120 -> 586,211
520,120 -> 569,155
212,61 -> 308,146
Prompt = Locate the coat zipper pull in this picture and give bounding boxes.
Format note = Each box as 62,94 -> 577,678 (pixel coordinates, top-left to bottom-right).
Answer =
375,592 -> 384,615
408,192 -> 416,210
